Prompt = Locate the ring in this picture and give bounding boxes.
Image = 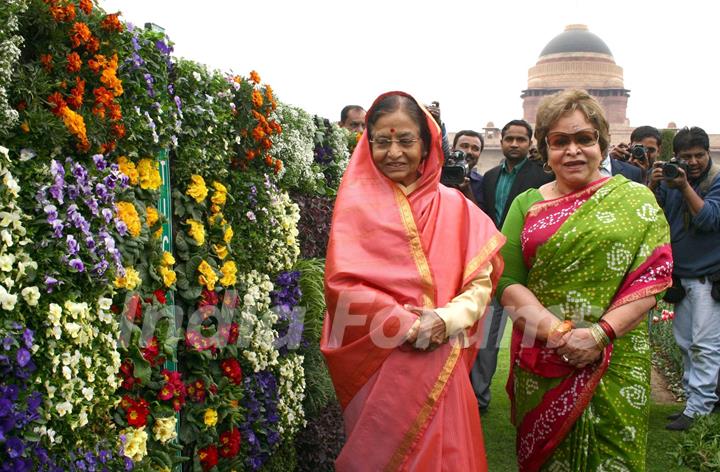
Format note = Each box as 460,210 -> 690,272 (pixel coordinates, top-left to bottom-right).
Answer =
562,355 -> 569,362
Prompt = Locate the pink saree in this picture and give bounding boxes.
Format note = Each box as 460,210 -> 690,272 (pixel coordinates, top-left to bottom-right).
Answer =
321,92 -> 504,471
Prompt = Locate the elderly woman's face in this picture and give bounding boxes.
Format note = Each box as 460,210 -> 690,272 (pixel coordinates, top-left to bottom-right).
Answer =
370,109 -> 425,187
546,110 -> 603,189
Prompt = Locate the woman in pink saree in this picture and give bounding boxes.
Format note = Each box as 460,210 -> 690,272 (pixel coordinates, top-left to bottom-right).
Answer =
320,91 -> 504,471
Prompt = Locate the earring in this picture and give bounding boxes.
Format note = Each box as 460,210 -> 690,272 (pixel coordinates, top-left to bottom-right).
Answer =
543,162 -> 553,174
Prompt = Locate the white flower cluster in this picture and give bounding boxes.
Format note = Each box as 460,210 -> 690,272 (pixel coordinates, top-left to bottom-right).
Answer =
41,297 -> 122,437
275,353 -> 306,435
265,186 -> 300,274
0,145 -> 38,312
237,270 -> 279,372
271,103 -> 321,191
325,122 -> 351,172
0,0 -> 26,135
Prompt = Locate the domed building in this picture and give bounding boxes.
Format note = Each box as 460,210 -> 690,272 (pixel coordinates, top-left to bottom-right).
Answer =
522,24 -> 629,126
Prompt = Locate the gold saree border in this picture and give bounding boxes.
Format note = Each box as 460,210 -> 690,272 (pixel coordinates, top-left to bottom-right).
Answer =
462,232 -> 504,283
384,343 -> 462,472
393,186 -> 435,308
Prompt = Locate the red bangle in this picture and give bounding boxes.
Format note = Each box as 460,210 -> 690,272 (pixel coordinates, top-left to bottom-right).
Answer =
598,319 -> 616,341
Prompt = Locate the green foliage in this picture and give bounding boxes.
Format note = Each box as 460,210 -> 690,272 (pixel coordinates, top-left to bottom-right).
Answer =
260,440 -> 298,472
659,128 -> 677,162
294,258 -> 336,417
670,414 -> 720,471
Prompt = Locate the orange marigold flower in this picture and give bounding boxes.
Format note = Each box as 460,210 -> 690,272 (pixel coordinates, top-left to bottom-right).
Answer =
261,137 -> 272,150
67,77 -> 85,109
76,137 -> 90,152
86,36 -> 100,54
108,102 -> 122,121
79,0 -> 92,14
270,121 -> 282,133
50,4 -> 75,22
20,122 -> 30,133
88,54 -> 107,73
274,159 -> 283,174
265,85 -> 274,102
66,51 -> 82,73
47,92 -> 67,116
245,150 -> 256,161
99,141 -> 116,154
93,86 -> 114,107
101,13 -> 123,32
60,80 -> 67,89
61,106 -> 87,140
251,89 -> 263,108
70,22 -> 92,48
264,155 -> 272,165
40,54 -> 53,72
111,123 -> 126,138
249,70 -> 261,84
251,125 -> 265,142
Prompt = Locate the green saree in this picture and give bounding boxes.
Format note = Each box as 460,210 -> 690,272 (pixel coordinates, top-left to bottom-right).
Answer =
498,176 -> 673,472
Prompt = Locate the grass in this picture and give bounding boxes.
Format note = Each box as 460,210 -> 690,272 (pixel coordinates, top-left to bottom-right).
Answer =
482,323 -> 692,471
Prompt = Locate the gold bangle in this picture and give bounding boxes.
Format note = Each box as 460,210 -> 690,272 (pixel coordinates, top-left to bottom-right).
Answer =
589,323 -> 610,349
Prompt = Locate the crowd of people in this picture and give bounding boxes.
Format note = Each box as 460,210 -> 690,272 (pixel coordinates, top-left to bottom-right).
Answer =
322,90 -> 719,471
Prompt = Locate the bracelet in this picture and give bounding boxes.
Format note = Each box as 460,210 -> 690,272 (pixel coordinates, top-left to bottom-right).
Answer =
589,323 -> 611,349
597,319 -> 616,341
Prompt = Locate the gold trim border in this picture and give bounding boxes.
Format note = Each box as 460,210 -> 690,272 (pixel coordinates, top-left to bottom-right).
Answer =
462,232 -> 504,283
393,186 -> 435,308
384,344 -> 462,471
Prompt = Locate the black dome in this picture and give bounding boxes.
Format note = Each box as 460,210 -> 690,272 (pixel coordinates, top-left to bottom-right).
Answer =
540,25 -> 613,57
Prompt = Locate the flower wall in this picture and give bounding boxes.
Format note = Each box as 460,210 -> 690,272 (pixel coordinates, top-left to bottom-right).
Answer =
1,0 -> 350,470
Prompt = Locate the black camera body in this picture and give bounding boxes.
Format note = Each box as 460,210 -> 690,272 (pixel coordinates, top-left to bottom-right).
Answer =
441,150 -> 470,186
662,158 -> 690,180
629,144 -> 647,162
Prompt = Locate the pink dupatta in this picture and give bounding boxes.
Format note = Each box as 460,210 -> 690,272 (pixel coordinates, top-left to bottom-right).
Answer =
321,92 -> 504,471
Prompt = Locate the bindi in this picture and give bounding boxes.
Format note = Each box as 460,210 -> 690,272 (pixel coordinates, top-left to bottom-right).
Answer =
390,128 -> 395,134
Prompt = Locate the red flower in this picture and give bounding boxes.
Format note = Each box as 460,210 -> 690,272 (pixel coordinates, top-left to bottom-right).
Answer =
158,382 -> 175,401
125,397 -> 150,427
142,336 -> 161,366
187,379 -> 207,403
66,77 -> 85,109
69,22 -> 92,49
199,289 -> 219,307
219,427 -> 241,458
111,123 -> 126,138
198,445 -> 218,471
119,359 -> 140,390
220,358 -> 243,385
227,322 -> 239,345
153,289 -> 167,304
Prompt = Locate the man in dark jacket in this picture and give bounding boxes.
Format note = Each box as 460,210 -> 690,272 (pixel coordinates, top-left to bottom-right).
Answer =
473,120 -> 554,414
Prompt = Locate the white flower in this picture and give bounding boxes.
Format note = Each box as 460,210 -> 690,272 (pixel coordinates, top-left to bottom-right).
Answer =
56,401 -> 73,417
64,322 -> 82,339
0,284 -> 17,310
0,253 -> 15,271
81,387 -> 94,402
98,296 -> 112,311
0,229 -> 12,247
48,303 -> 62,323
21,286 -> 40,306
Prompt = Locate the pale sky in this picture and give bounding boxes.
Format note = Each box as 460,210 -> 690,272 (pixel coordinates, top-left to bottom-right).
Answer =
104,0 -> 719,135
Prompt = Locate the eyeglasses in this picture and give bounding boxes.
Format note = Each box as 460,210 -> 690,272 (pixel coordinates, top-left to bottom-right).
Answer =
545,129 -> 599,150
369,136 -> 420,150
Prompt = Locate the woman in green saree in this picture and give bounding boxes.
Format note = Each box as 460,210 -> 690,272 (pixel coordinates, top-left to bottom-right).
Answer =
498,89 -> 673,472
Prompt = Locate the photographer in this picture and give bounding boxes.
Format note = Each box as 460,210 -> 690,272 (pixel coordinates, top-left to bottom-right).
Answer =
651,126 -> 720,431
610,125 -> 662,175
451,130 -> 485,205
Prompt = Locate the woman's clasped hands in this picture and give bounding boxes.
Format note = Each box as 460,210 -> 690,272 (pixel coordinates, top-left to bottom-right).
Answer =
554,327 -> 603,369
403,304 -> 447,351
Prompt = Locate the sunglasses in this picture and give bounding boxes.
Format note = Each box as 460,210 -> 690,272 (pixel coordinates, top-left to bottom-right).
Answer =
545,129 -> 599,150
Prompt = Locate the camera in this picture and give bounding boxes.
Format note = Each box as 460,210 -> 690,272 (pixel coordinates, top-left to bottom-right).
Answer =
629,144 -> 647,162
662,158 -> 690,180
441,150 -> 470,186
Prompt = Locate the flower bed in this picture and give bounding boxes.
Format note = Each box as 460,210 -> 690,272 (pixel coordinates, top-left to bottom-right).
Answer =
1,1 -> 350,469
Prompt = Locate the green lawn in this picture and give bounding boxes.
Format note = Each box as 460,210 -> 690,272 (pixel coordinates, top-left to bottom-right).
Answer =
482,324 -> 691,471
